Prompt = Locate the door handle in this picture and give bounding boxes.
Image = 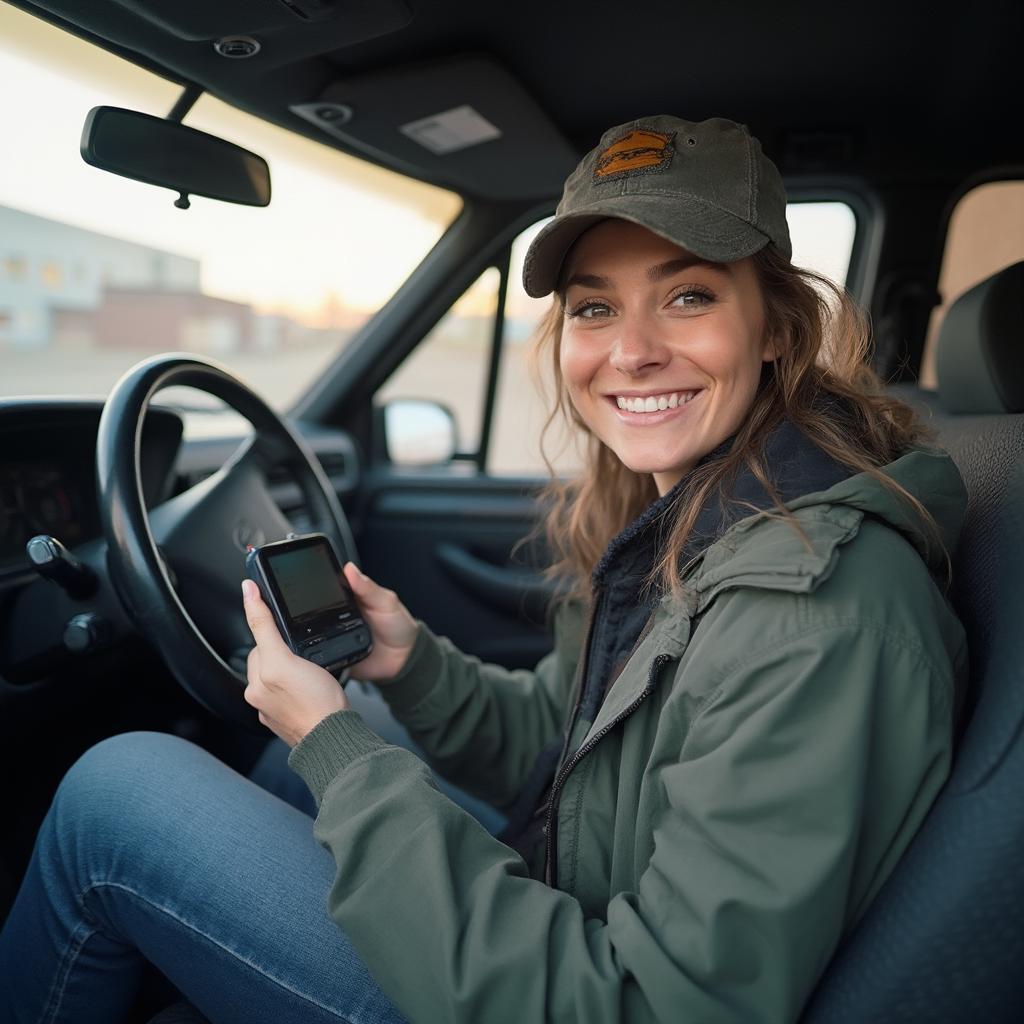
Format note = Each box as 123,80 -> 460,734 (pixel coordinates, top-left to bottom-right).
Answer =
435,542 -> 558,621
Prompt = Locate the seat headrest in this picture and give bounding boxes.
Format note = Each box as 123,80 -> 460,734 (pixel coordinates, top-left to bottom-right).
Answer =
936,260 -> 1024,414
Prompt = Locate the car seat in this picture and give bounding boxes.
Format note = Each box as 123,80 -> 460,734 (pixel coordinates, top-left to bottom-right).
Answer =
803,260 -> 1024,1022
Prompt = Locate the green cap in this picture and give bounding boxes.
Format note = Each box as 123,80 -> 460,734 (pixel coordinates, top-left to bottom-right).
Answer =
522,114 -> 791,298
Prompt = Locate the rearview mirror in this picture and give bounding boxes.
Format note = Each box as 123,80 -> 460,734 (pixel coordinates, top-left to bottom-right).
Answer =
80,106 -> 271,209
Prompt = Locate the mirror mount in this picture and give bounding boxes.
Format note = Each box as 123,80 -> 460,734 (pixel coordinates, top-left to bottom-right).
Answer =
169,83 -> 202,211
167,84 -> 203,124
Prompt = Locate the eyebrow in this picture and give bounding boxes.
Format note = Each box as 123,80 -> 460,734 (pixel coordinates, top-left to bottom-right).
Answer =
562,256 -> 730,292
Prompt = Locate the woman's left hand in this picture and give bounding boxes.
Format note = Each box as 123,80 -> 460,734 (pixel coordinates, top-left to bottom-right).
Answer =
241,578 -> 350,747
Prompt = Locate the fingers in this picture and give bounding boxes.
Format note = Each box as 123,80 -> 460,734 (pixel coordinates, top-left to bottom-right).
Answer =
241,579 -> 290,654
246,643 -> 260,682
244,651 -> 280,735
243,646 -> 263,707
343,562 -> 398,611
243,647 -> 286,736
257,707 -> 285,736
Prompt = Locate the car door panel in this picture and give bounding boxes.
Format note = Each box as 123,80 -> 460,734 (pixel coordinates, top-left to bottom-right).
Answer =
356,471 -> 553,670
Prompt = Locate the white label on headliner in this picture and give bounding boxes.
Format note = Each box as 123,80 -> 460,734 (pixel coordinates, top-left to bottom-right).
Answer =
400,105 -> 501,155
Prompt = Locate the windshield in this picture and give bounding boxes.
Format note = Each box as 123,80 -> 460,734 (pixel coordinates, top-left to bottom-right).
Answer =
0,5 -> 461,415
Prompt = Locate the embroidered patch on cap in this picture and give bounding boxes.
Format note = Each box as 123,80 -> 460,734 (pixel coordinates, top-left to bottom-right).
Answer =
594,129 -> 674,180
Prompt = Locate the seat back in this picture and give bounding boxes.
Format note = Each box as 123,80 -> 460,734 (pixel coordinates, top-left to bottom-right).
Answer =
803,262 -> 1024,1022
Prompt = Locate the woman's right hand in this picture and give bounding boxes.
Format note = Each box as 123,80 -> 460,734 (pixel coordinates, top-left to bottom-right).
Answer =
342,562 -> 419,682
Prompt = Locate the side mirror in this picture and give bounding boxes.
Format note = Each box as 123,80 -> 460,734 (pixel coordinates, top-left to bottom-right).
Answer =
80,106 -> 271,209
382,399 -> 458,466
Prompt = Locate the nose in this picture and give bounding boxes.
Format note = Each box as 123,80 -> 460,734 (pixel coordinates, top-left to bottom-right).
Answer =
608,312 -> 669,376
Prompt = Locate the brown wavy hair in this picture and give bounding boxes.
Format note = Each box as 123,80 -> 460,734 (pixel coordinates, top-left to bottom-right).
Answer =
531,243 -> 946,601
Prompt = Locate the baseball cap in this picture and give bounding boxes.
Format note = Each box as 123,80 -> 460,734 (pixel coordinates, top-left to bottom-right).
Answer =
522,115 -> 791,298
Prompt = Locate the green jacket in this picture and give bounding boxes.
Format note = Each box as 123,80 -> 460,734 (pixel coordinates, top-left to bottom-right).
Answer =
289,448 -> 968,1024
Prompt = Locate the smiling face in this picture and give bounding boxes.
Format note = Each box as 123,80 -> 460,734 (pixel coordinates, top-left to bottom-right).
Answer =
559,219 -> 776,495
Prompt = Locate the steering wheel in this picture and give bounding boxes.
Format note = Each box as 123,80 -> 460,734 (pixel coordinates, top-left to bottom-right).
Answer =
96,353 -> 357,730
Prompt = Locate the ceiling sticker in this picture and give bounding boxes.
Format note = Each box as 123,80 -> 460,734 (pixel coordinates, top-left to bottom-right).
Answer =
400,105 -> 502,155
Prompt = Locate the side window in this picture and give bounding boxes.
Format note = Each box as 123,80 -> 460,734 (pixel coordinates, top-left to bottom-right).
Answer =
489,220 -> 583,477
787,202 -> 856,286
919,181 -> 1024,389
377,267 -> 500,461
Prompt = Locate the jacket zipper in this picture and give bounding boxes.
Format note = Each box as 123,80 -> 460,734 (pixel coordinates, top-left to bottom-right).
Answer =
555,586 -> 606,770
543,653 -> 671,887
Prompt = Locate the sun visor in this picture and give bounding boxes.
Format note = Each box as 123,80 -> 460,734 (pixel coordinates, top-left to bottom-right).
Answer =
290,55 -> 580,201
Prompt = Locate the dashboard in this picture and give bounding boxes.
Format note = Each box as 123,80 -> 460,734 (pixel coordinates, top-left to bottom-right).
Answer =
0,396 -> 358,687
0,399 -> 359,584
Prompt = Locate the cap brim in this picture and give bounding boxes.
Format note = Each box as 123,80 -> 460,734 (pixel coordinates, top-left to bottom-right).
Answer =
522,194 -> 773,298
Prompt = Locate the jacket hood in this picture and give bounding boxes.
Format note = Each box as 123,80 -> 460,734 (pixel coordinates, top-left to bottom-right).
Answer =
590,401 -> 967,614
681,445 -> 967,615
783,447 -> 967,575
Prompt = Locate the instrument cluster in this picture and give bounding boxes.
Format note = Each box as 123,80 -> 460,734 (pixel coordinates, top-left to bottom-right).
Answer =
0,460 -> 94,568
0,401 -> 184,575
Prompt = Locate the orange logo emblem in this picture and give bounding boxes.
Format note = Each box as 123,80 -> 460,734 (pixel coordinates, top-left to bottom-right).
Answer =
594,129 -> 674,180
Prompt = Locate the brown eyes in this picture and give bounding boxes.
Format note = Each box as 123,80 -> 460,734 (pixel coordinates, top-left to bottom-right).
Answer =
568,301 -> 613,319
670,288 -> 713,308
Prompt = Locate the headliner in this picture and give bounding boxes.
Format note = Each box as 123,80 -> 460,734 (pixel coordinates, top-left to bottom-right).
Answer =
8,0 -> 1023,201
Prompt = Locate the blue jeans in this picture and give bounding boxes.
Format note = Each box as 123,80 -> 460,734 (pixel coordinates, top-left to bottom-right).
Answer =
0,684 -> 505,1024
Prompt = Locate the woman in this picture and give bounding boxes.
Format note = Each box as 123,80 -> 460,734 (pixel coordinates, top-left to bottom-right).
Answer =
0,115 -> 967,1024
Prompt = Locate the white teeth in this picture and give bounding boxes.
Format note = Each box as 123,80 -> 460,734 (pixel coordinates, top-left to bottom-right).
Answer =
616,390 -> 699,414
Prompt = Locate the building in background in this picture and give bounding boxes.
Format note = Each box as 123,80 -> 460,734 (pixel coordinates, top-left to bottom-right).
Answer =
0,204 -> 199,350
0,204 -> 343,355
